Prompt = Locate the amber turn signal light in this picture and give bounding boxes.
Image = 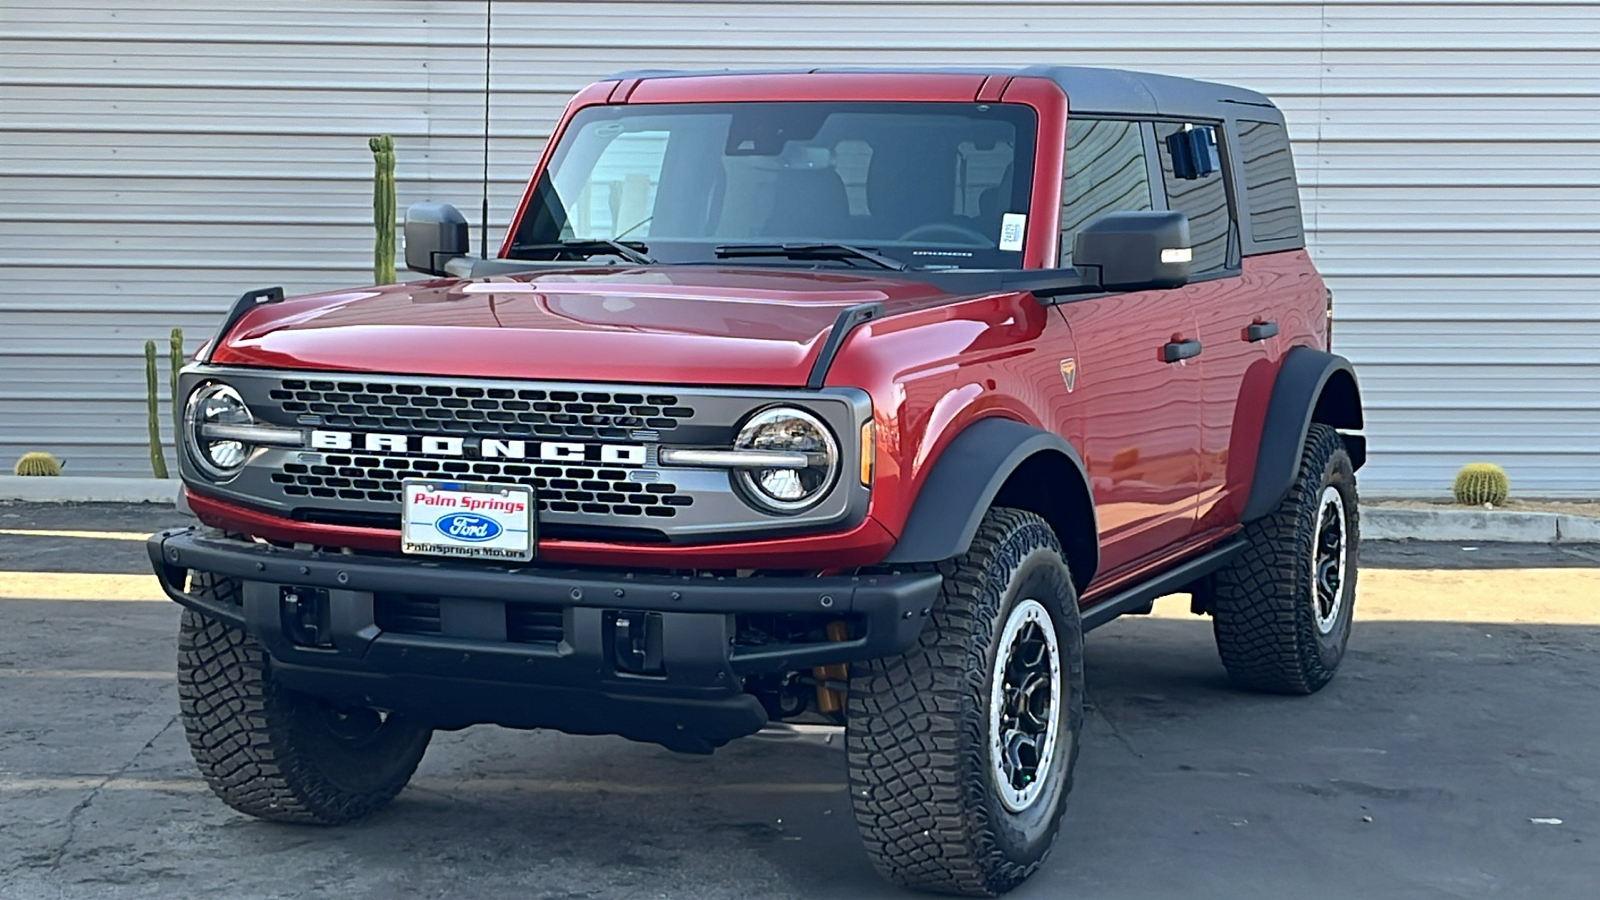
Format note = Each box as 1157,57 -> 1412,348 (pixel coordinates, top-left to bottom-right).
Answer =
860,420 -> 875,486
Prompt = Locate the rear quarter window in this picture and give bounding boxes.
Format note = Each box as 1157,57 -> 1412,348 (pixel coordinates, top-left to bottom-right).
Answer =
1236,120 -> 1304,246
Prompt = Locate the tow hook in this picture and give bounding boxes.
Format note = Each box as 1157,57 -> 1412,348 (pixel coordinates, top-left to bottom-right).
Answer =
282,586 -> 335,649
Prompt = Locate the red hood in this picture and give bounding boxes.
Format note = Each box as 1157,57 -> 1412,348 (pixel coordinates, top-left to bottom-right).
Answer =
212,267 -> 973,386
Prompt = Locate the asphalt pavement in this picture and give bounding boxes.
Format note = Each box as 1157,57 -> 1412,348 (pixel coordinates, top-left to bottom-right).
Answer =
2,502 -> 1598,899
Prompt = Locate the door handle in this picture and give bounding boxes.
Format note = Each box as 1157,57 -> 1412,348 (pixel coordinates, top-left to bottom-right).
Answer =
1246,320 -> 1279,342
1162,338 -> 1202,363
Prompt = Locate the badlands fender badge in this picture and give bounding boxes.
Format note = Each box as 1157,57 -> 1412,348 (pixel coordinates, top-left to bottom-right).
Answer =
1059,358 -> 1077,393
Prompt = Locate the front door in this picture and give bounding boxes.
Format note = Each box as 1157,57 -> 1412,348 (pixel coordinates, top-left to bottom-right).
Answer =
1055,295 -> 1203,577
1050,117 -> 1207,577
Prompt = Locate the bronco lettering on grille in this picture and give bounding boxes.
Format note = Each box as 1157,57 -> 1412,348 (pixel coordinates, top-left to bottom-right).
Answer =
309,430 -> 647,466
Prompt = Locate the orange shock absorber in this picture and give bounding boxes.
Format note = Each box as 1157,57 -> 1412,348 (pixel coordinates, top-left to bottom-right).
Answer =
812,620 -> 851,714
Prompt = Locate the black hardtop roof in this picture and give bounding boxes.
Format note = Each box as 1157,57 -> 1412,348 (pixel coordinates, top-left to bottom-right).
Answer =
607,65 -> 1278,120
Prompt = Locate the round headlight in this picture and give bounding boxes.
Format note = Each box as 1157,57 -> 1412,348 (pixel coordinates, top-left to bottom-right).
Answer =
185,383 -> 254,478
734,407 -> 839,513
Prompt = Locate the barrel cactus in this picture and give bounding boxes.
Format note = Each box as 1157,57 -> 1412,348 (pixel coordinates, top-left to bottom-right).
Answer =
145,340 -> 170,479
370,134 -> 396,284
13,452 -> 62,476
1453,463 -> 1508,507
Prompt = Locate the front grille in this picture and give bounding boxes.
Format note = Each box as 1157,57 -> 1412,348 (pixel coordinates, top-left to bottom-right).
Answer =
270,454 -> 693,519
196,367 -> 870,543
269,379 -> 693,440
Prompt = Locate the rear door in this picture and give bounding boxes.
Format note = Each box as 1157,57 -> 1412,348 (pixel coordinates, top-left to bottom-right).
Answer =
1203,119 -> 1320,530
1147,120 -> 1265,534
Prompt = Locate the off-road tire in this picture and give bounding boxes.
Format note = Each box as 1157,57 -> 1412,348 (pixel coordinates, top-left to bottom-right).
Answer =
177,574 -> 432,823
846,508 -> 1085,896
1209,423 -> 1359,694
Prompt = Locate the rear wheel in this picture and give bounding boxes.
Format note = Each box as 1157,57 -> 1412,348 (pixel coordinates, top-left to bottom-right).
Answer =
847,508 -> 1084,896
177,574 -> 432,823
1207,423 -> 1359,693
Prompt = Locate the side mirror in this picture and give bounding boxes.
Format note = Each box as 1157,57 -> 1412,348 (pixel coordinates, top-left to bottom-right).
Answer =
1073,211 -> 1191,292
1166,126 -> 1220,180
404,202 -> 470,276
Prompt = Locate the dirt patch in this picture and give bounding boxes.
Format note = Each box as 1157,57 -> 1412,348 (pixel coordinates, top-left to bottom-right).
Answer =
1368,498 -> 1600,519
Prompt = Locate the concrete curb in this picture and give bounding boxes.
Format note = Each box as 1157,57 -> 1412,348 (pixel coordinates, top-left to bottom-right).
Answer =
1361,507 -> 1599,544
0,476 -> 179,504
1557,514 -> 1600,543
2,477 -> 1596,543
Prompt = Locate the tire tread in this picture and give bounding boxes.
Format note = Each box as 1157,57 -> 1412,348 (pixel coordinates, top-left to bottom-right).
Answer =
1209,423 -> 1359,694
177,573 -> 428,824
847,508 -> 1083,896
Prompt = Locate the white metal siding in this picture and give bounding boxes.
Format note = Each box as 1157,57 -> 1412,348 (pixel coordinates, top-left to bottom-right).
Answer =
3,0 -> 1598,496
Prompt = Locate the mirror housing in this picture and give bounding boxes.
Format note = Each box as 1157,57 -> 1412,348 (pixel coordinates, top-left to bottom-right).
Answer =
404,202 -> 470,276
1166,126 -> 1220,180
1073,211 -> 1192,292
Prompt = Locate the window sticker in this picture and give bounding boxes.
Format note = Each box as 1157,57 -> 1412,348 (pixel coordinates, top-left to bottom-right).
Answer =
999,213 -> 1027,252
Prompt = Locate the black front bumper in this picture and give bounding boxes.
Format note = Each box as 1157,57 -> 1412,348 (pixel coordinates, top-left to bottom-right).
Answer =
148,528 -> 940,752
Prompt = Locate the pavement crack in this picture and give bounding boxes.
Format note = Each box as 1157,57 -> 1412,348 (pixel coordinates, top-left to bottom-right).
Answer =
1090,702 -> 1144,758
43,713 -> 180,870
407,783 -> 469,806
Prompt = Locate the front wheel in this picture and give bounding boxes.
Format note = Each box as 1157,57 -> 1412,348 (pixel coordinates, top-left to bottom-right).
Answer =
846,508 -> 1085,896
177,574 -> 432,824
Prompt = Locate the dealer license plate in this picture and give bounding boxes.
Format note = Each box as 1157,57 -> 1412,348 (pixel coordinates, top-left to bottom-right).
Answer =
401,480 -> 536,562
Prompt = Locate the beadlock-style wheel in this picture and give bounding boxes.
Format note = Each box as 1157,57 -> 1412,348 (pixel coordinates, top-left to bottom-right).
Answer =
847,508 -> 1085,896
1205,423 -> 1359,694
989,598 -> 1062,813
1311,485 -> 1348,635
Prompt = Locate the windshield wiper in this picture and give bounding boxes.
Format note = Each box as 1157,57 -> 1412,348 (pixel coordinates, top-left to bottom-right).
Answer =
510,239 -> 656,265
714,242 -> 907,271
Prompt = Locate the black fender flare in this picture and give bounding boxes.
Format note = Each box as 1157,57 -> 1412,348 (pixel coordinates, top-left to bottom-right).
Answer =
1241,346 -> 1365,522
883,418 -> 1099,590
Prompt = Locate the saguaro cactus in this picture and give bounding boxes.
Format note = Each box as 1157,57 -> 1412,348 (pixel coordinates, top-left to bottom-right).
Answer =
370,134 -> 396,284
1453,462 -> 1509,507
169,327 -> 184,427
145,340 -> 169,479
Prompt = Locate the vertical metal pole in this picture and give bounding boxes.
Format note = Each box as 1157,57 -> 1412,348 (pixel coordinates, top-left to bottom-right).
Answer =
480,0 -> 493,259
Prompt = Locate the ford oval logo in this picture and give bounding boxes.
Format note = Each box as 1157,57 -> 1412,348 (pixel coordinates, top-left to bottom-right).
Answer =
435,512 -> 502,543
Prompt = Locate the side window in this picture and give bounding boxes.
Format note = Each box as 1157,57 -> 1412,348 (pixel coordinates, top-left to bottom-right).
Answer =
1236,120 -> 1303,245
1154,122 -> 1234,274
1059,118 -> 1151,267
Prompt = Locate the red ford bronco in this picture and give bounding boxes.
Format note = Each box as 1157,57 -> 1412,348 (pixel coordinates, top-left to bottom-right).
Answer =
150,66 -> 1364,895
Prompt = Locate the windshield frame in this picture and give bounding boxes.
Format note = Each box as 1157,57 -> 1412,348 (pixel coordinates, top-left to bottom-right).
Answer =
506,99 -> 1041,272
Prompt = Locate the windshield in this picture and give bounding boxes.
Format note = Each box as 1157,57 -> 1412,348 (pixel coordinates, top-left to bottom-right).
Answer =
510,101 -> 1037,270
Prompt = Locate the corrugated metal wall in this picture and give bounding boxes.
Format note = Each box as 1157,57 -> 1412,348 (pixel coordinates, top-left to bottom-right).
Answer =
3,0 -> 1598,495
